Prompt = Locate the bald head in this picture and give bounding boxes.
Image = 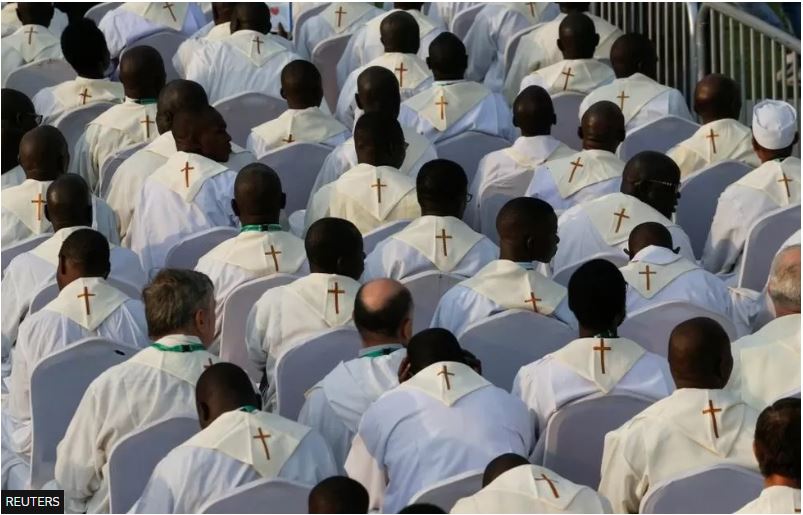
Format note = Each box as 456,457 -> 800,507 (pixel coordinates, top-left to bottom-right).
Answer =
353,279 -> 413,345
627,222 -> 673,259
16,2 -> 54,27
668,317 -> 732,389
610,33 -> 658,79
305,217 -> 364,279
557,12 -> 599,59
45,174 -> 92,230
496,197 -> 559,263
232,163 -> 284,226
580,100 -> 625,152
380,10 -> 420,54
172,106 -> 231,162
694,73 -> 742,123
309,477 -> 369,514
155,79 -> 209,133
621,151 -> 681,219
768,245 -> 801,316
280,60 -> 323,108
119,45 -> 166,100
406,328 -> 464,375
196,363 -> 259,428
19,125 -> 69,181
426,32 -> 466,80
356,66 -> 401,117
513,86 -> 556,136
230,2 -> 270,34
483,453 -> 530,487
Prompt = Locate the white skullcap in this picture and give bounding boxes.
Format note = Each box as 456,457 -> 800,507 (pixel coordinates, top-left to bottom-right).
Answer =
752,100 -> 797,150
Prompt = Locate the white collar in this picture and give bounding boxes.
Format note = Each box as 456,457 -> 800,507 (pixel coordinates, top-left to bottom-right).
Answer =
511,135 -> 562,159
631,245 -> 682,265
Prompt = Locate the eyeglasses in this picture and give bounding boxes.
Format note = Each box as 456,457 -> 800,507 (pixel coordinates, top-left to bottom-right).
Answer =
643,179 -> 680,194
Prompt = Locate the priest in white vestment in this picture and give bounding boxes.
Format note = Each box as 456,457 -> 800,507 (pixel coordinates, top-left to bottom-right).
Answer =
1,90 -> 38,189
364,159 -> 497,281
295,3 -> 384,61
552,152 -> 694,274
130,362 -> 337,513
1,2 -> 68,38
703,100 -> 800,275
246,217 -> 364,409
55,269 -> 220,513
579,33 -> 693,133
526,100 -> 625,213
246,60 -> 349,158
172,3 -> 235,78
599,317 -> 760,513
299,279 -> 412,470
345,328 -> 536,513
432,197 -> 576,336
0,3 -> 63,70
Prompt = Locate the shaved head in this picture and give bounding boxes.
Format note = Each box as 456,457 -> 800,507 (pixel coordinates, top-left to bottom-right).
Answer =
668,317 -> 732,389
694,73 -> 742,123
45,174 -> 92,230
305,217 -> 364,279
232,163 -> 284,226
483,453 -> 530,487
309,477 -> 369,514
426,32 -> 467,80
172,106 -> 231,162
119,45 -> 166,100
496,197 -> 559,263
19,125 -> 69,181
155,79 -> 209,133
557,12 -> 599,59
610,33 -> 658,79
627,222 -> 673,258
356,66 -> 401,118
580,100 -> 625,152
280,60 -> 323,108
621,151 -> 681,218
380,10 -> 420,54
230,2 -> 270,34
353,279 -> 413,344
514,86 -> 556,136
196,363 -> 259,428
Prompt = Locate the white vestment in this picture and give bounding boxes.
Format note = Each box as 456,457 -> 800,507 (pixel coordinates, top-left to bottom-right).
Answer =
465,135 -> 575,233
398,79 -> 516,143
294,3 -> 384,60
345,361 -> 536,512
736,486 -> 802,514
598,388 -> 759,514
246,106 -> 350,158
70,98 -> 159,192
1,3 -> 68,38
298,345 -> 405,470
463,3 -> 560,93
181,29 -> 300,103
552,192 -> 695,274
667,118 -> 761,178
246,273 -> 360,408
1,23 -> 62,67
526,148 -> 624,213
1,165 -> 25,189
1,45 -> 23,86
305,163 -> 421,235
130,408 -> 337,514
451,463 -> 612,514
127,151 -> 238,272
431,259 -> 577,336
520,58 -> 615,96
579,73 -> 693,133
32,76 -> 124,125
363,215 -> 498,281
172,21 -> 232,78
703,157 -> 801,274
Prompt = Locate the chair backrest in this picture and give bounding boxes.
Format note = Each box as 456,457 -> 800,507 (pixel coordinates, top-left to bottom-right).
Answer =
312,33 -> 352,112
84,2 -> 122,24
201,478 -> 312,514
551,92 -> 585,150
362,219 -> 411,254
617,115 -> 700,162
639,464 -> 763,514
97,140 -> 147,199
292,2 -> 330,44
213,92 -> 288,148
459,310 -> 574,391
54,102 -> 116,155
619,300 -> 738,357
258,142 -> 332,215
435,132 -> 510,186
1,234 -> 49,275
401,271 -> 465,333
450,4 -> 484,40
737,204 -> 801,290
164,226 -> 239,270
409,470 -> 484,512
108,416 -> 198,514
677,160 -> 753,259
5,58 -> 77,99
475,190 -> 515,244
542,393 -> 654,489
28,277 -> 143,315
275,326 -> 361,420
219,274 -> 299,382
122,29 -> 187,81
503,25 -> 540,78
552,251 -> 630,287
29,337 -> 133,488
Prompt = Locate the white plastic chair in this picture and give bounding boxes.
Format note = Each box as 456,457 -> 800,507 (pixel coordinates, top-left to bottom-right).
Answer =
619,300 -> 738,357
540,393 -> 654,489
474,188 -> 522,243
53,102 -> 116,155
292,2 -> 329,44
219,274 -> 299,382
551,92 -> 585,150
617,116 -> 700,162
5,58 -> 76,99
29,337 -> 134,488
121,29 -> 187,81
1,234 -> 48,275
312,33 -> 351,112
639,464 -> 763,514
98,141 -> 146,199
213,92 -> 288,148
435,132 -> 510,186
450,4 -> 484,40
28,277 -> 142,315
275,326 -> 361,420
409,470 -> 484,512
737,204 -> 801,290
552,251 -> 629,287
84,2 -> 122,24
258,142 -> 332,215
362,219 -> 411,254
503,25 -> 540,79
459,310 -> 574,391
201,478 -> 311,514
164,226 -> 239,270
402,271 -> 465,334
677,160 -> 752,259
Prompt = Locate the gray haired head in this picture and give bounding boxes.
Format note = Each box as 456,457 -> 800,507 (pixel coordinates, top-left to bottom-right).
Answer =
143,269 -> 214,339
768,245 -> 801,315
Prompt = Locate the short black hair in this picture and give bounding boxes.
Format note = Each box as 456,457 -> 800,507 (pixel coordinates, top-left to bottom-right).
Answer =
416,159 -> 467,211
568,259 -> 627,333
406,328 -> 463,374
59,229 -> 110,276
353,283 -> 413,337
482,453 -> 530,487
61,18 -> 109,76
398,504 -> 446,514
755,397 -> 800,481
309,476 -> 369,514
304,217 -> 363,272
196,362 -> 259,409
354,111 -> 404,153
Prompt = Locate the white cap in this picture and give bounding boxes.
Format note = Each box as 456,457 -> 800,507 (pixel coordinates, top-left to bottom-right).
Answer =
752,100 -> 798,150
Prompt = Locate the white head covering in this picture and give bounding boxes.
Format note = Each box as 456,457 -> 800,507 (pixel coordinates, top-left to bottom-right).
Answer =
752,100 -> 798,150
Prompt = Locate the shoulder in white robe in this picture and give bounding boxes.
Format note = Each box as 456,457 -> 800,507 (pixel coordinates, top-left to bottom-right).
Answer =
294,3 -> 384,60
1,165 -> 25,190
246,106 -> 349,158
32,77 -> 124,125
1,23 -> 62,66
520,58 -> 615,96
666,118 -> 761,178
1,3 -> 68,38
736,486 -> 801,514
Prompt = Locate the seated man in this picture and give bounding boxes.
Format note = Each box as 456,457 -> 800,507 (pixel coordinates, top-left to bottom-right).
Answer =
525,100 -> 625,213
130,363 -> 337,513
247,60 -> 349,158
305,113 -> 421,235
1,89 -> 39,189
399,33 -> 514,143
432,197 -> 576,336
295,3 -> 384,61
309,476 -> 370,514
520,13 -> 615,96
32,19 -> 124,123
364,159 -> 497,281
246,217 -> 364,409
703,100 -> 800,275
299,279 -> 412,469
667,74 -> 761,178
1,1 -> 67,38
345,328 -> 535,512
172,2 -> 237,77
599,317 -> 760,513
451,453 -> 612,513
56,269 -> 220,513
1,3 -> 63,69
736,398 -> 800,514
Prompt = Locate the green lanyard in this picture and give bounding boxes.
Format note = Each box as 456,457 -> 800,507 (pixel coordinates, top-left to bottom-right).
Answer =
594,329 -> 618,339
239,405 -> 258,413
150,342 -> 206,353
361,345 -> 401,359
240,224 -> 283,233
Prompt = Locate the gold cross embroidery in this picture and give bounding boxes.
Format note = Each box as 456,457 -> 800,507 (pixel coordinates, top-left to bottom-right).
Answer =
371,177 -> 387,203
79,88 -> 92,105
616,90 -> 629,110
706,128 -> 719,154
560,67 -> 575,91
253,427 -> 271,459
568,157 -> 584,183
437,365 -> 455,390
435,228 -> 452,257
702,399 -> 723,438
778,173 -> 793,199
334,5 -> 347,27
639,264 -> 656,291
435,95 -> 448,120
612,208 -> 630,233
31,193 -> 46,221
252,36 -> 263,54
394,62 -> 408,88
535,473 -> 560,498
327,282 -> 345,314
140,114 -> 155,138
265,245 -> 281,271
525,292 -> 542,313
282,134 -> 295,144
593,338 -> 612,374
180,161 -> 194,188
163,2 -> 177,22
25,26 -> 36,45
77,286 -> 96,316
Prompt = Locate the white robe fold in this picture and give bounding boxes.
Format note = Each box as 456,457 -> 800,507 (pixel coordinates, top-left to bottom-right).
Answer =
1,165 -> 25,189
520,58 -> 615,96
294,3 -> 384,60
246,106 -> 349,158
667,118 -> 761,178
1,23 -> 62,67
32,76 -> 124,125
172,21 -> 232,78
1,3 -> 68,38
736,486 -> 802,514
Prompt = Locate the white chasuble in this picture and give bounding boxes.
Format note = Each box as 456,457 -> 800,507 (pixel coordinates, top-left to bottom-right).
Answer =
43,277 -> 129,331
581,73 -> 687,127
150,150 -> 229,202
551,337 -> 646,394
620,250 -> 699,299
735,157 -> 801,207
247,107 -> 349,157
286,274 -> 359,328
586,192 -> 680,248
392,216 -> 484,272
399,361 -> 491,406
1,179 -> 50,237
404,81 -> 491,132
129,336 -> 219,386
667,118 -> 761,178
736,486 -> 802,514
319,3 -> 376,35
461,260 -> 567,316
203,229 -> 306,276
3,23 -> 61,63
521,58 -> 614,96
119,1 -> 190,31
35,77 -> 123,124
225,29 -> 289,67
